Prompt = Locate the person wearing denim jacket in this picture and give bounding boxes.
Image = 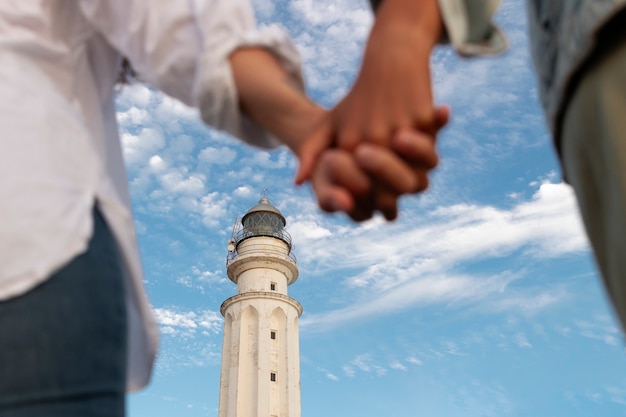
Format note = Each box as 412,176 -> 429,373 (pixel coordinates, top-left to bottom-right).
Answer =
364,0 -> 626,330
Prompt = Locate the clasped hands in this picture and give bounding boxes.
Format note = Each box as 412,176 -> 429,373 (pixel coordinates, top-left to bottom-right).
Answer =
294,103 -> 448,222
294,29 -> 447,221
292,0 -> 447,222
229,0 -> 446,221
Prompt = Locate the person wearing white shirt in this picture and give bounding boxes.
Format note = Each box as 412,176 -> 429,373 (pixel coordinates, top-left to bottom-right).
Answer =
0,1 -> 444,415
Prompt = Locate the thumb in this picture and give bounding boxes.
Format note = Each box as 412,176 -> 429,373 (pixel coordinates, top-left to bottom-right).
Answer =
294,118 -> 334,185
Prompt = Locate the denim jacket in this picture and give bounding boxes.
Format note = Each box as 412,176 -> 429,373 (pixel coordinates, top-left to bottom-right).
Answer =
526,0 -> 626,141
369,0 -> 626,141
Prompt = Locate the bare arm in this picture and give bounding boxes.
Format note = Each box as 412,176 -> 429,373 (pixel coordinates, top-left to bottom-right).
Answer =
229,46 -> 445,221
228,47 -> 323,155
293,0 -> 447,220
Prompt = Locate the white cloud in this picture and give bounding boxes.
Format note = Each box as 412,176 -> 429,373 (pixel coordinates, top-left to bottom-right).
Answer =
302,272 -> 516,332
406,357 -> 423,366
351,354 -> 372,372
149,155 -> 166,171
299,179 -> 587,331
153,308 -> 222,338
233,186 -> 254,198
175,266 -> 230,293
176,275 -> 193,288
444,341 -> 465,356
489,290 -> 564,316
117,84 -> 153,108
122,127 -> 165,166
198,146 -> 238,165
514,332 -> 532,349
200,192 -> 230,228
154,94 -> 198,122
390,361 -> 407,371
117,106 -> 151,126
343,354 -> 387,377
158,170 -> 206,196
326,372 -> 339,381
573,316 -> 623,346
606,386 -> 626,405
297,181 -> 586,276
287,217 -> 333,241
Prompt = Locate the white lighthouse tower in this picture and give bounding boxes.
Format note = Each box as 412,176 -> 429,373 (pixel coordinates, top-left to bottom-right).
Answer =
218,197 -> 302,417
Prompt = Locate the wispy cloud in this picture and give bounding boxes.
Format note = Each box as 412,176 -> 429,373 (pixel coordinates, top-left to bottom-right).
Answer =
299,179 -> 586,331
153,307 -> 223,338
514,332 -> 533,349
389,360 -> 408,371
326,373 -> 339,381
573,316 -> 623,346
406,356 -> 423,366
341,353 -> 387,378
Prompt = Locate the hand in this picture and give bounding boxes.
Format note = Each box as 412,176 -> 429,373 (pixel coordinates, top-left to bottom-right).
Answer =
295,0 -> 445,221
226,46 -> 445,221
309,124 -> 447,221
347,0 -> 443,149
297,106 -> 448,221
354,119 -> 448,220
295,0 -> 444,183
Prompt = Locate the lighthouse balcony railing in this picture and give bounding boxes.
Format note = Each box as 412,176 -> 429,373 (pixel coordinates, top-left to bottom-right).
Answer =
220,291 -> 303,316
227,228 -> 297,264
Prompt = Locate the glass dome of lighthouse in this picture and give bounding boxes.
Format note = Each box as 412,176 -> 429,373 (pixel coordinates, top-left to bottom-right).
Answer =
237,197 -> 292,249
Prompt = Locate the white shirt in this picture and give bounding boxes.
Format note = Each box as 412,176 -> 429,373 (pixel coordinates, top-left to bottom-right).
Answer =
0,0 -> 302,391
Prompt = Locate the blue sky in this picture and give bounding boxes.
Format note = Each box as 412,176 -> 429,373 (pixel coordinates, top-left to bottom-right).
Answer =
117,1 -> 626,416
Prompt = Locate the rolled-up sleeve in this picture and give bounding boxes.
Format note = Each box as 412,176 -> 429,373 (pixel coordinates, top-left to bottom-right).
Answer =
437,0 -> 507,56
190,0 -> 304,148
79,0 -> 304,148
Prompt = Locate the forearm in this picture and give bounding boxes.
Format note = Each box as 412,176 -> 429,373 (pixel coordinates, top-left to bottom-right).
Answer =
229,47 -> 323,155
326,0 -> 443,154
369,0 -> 443,51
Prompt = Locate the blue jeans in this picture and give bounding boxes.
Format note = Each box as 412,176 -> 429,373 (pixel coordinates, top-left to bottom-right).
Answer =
0,208 -> 127,416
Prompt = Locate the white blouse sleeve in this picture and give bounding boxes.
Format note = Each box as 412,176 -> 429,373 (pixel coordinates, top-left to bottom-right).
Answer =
79,0 -> 304,148
437,0 -> 508,56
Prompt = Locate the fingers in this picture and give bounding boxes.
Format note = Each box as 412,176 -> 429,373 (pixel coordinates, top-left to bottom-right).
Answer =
347,198 -> 376,222
311,130 -> 439,221
311,150 -> 371,214
304,105 -> 449,221
349,185 -> 397,222
391,128 -> 439,170
372,187 -> 399,220
351,128 -> 438,221
355,142 -> 429,194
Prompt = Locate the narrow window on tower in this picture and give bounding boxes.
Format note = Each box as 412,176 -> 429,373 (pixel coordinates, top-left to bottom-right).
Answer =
270,282 -> 276,291
270,372 -> 276,382
270,330 -> 276,340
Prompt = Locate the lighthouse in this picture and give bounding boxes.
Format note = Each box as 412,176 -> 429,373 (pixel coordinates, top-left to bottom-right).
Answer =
218,197 -> 302,417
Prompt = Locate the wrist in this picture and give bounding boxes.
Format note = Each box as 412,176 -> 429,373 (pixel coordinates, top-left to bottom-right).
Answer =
371,0 -> 443,51
280,103 -> 326,157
